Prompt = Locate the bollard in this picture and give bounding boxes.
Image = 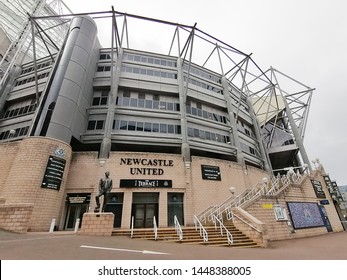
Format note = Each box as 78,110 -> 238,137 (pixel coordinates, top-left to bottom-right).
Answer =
49,219 -> 56,233
74,218 -> 80,233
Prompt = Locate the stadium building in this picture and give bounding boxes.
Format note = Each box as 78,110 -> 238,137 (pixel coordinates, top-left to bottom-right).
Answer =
0,1 -> 345,246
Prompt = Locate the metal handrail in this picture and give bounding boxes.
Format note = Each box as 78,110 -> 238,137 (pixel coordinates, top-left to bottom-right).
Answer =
193,215 -> 208,242
130,216 -> 134,238
195,172 -> 307,235
232,212 -> 262,233
153,216 -> 158,240
174,215 -> 183,241
212,214 -> 233,245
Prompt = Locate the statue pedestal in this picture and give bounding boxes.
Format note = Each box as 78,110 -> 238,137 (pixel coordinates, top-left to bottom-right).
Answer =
79,212 -> 114,236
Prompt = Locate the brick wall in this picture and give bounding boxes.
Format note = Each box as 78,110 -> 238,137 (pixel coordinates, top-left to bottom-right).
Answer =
79,212 -> 114,236
0,203 -> 34,233
0,137 -> 72,232
240,170 -> 344,242
61,152 -> 269,229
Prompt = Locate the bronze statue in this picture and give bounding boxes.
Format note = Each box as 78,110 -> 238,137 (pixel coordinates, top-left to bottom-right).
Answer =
94,171 -> 113,212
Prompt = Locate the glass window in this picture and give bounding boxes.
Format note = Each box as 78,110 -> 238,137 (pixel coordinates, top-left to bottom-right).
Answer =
122,97 -> 130,106
160,124 -> 167,133
168,124 -> 174,134
87,121 -> 96,130
113,119 -> 119,130
145,100 -> 152,109
100,97 -> 108,105
120,120 -> 127,130
93,97 -> 100,106
138,99 -> 145,108
128,121 -> 136,131
176,125 -> 181,134
197,109 -> 202,117
216,134 -> 222,142
167,102 -> 173,111
159,101 -> 166,110
152,123 -> 159,132
194,128 -> 199,138
144,122 -> 152,132
186,105 -> 191,114
130,98 -> 137,107
188,127 -> 194,137
191,107 -> 197,116
96,120 -> 104,130
175,103 -> 180,111
205,131 -> 211,140
153,100 -> 159,109
136,122 -> 144,131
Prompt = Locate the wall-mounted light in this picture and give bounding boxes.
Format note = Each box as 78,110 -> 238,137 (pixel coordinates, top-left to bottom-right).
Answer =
99,158 -> 106,167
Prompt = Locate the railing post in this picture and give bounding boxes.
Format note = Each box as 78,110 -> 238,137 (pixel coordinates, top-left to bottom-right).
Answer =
74,218 -> 80,233
130,216 -> 134,238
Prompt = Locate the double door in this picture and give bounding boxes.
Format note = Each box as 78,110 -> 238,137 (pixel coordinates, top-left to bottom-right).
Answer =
132,203 -> 158,228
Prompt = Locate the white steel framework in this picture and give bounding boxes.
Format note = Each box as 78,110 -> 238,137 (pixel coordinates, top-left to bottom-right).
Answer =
0,6 -> 315,173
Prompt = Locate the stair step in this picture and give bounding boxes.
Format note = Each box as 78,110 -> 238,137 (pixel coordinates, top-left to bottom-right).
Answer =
111,224 -> 260,248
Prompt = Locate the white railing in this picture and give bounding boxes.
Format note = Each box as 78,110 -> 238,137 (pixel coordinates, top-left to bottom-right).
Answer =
196,171 -> 307,229
193,215 -> 208,242
174,215 -> 183,241
153,216 -> 158,240
232,211 -> 262,233
130,216 -> 134,238
212,214 -> 233,245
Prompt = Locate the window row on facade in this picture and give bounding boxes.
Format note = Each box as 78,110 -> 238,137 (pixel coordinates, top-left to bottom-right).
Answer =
0,126 -> 29,140
20,60 -> 53,75
87,119 -> 182,135
15,71 -> 50,86
182,63 -> 221,84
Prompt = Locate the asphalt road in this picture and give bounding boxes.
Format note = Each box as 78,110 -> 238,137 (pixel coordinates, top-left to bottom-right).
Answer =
0,230 -> 347,260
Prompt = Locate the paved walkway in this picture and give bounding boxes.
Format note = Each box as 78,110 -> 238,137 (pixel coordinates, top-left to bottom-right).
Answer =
0,230 -> 347,260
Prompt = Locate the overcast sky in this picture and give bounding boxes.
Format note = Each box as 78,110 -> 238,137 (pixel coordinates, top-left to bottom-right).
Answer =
63,0 -> 347,185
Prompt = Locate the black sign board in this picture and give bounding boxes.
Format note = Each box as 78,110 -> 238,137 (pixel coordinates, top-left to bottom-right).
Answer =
120,179 -> 172,188
201,165 -> 221,181
323,175 -> 343,202
41,155 -> 66,191
66,193 -> 91,204
310,179 -> 326,198
320,199 -> 330,205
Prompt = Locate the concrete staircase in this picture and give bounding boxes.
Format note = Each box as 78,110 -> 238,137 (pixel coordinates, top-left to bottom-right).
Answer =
112,221 -> 260,248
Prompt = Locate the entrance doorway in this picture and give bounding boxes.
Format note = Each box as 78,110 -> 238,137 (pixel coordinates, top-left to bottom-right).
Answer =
65,204 -> 88,230
64,193 -> 90,230
131,193 -> 159,228
319,205 -> 333,232
104,193 -> 124,228
168,193 -> 184,226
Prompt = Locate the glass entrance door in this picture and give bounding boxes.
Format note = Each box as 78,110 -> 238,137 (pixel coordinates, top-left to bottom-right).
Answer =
167,193 -> 184,226
133,203 -> 158,228
132,192 -> 159,228
65,204 -> 88,230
